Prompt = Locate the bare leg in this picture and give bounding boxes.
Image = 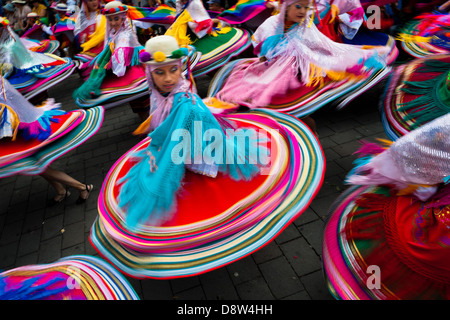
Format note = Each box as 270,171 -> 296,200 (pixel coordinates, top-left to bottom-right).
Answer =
40,167 -> 92,202
42,177 -> 67,201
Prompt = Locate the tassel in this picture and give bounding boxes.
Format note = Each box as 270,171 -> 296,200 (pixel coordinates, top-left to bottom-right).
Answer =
354,192 -> 390,211
443,175 -> 450,184
184,51 -> 196,104
396,33 -> 431,43
313,0 -> 322,26
396,184 -> 419,196
203,97 -> 239,111
353,141 -> 387,156
165,9 -> 194,46
345,155 -> 373,181
18,109 -> 64,141
44,53 -> 67,63
421,58 -> 450,73
132,115 -> 153,136
376,138 -> 393,147
73,44 -> 112,100
1,74 -> 6,102
308,6 -> 314,28
216,26 -> 231,34
425,184 -> 450,208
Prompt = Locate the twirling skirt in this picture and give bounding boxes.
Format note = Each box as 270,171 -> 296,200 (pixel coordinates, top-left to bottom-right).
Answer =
323,185 -> 450,300
90,109 -> 325,279
0,255 -> 139,300
0,106 -> 104,178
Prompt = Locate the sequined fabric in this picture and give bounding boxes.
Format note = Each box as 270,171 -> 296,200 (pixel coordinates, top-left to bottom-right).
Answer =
385,113 -> 450,185
348,113 -> 450,199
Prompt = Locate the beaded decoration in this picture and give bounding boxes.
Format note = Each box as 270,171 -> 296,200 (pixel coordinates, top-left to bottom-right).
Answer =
0,17 -> 9,28
139,47 -> 189,63
101,5 -> 128,15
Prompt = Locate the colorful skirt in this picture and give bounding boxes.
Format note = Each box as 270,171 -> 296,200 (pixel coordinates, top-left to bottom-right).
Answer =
74,65 -> 149,109
322,185 -> 450,300
216,1 -> 274,31
208,58 -> 393,118
0,106 -> 104,178
74,43 -> 104,64
21,38 -> 60,54
191,27 -> 252,77
398,13 -> 450,58
90,109 -> 325,279
0,255 -> 139,300
6,57 -> 78,100
380,54 -> 450,140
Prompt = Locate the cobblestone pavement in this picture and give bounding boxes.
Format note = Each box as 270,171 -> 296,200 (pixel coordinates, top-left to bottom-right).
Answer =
0,69 -> 391,300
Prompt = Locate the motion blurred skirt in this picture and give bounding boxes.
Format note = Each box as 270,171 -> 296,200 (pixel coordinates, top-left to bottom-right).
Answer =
322,185 -> 450,300
208,58 -> 392,118
399,13 -> 450,58
90,109 -> 325,279
191,28 -> 252,77
381,54 -> 450,140
0,106 -> 104,178
0,255 -> 139,300
7,57 -> 78,100
22,38 -> 60,54
74,65 -> 149,109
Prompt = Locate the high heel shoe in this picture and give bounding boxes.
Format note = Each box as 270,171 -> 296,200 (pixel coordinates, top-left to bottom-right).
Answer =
47,189 -> 71,207
76,184 -> 93,204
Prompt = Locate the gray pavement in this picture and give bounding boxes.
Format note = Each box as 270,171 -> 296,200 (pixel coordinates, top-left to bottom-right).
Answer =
0,69 -> 391,300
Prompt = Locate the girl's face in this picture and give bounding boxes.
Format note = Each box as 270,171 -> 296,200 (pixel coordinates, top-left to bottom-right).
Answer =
286,0 -> 311,23
151,63 -> 182,94
107,15 -> 124,32
85,0 -> 99,12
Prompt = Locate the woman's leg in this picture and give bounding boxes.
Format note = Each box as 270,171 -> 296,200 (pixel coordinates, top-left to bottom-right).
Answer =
40,166 -> 93,201
41,174 -> 68,202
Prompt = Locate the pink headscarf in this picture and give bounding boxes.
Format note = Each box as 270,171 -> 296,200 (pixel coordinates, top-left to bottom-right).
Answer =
144,60 -> 194,131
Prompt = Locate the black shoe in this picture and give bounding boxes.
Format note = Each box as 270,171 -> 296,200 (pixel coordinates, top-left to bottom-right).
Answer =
76,184 -> 93,204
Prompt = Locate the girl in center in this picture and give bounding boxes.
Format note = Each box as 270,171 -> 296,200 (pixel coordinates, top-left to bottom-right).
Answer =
117,35 -> 264,229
